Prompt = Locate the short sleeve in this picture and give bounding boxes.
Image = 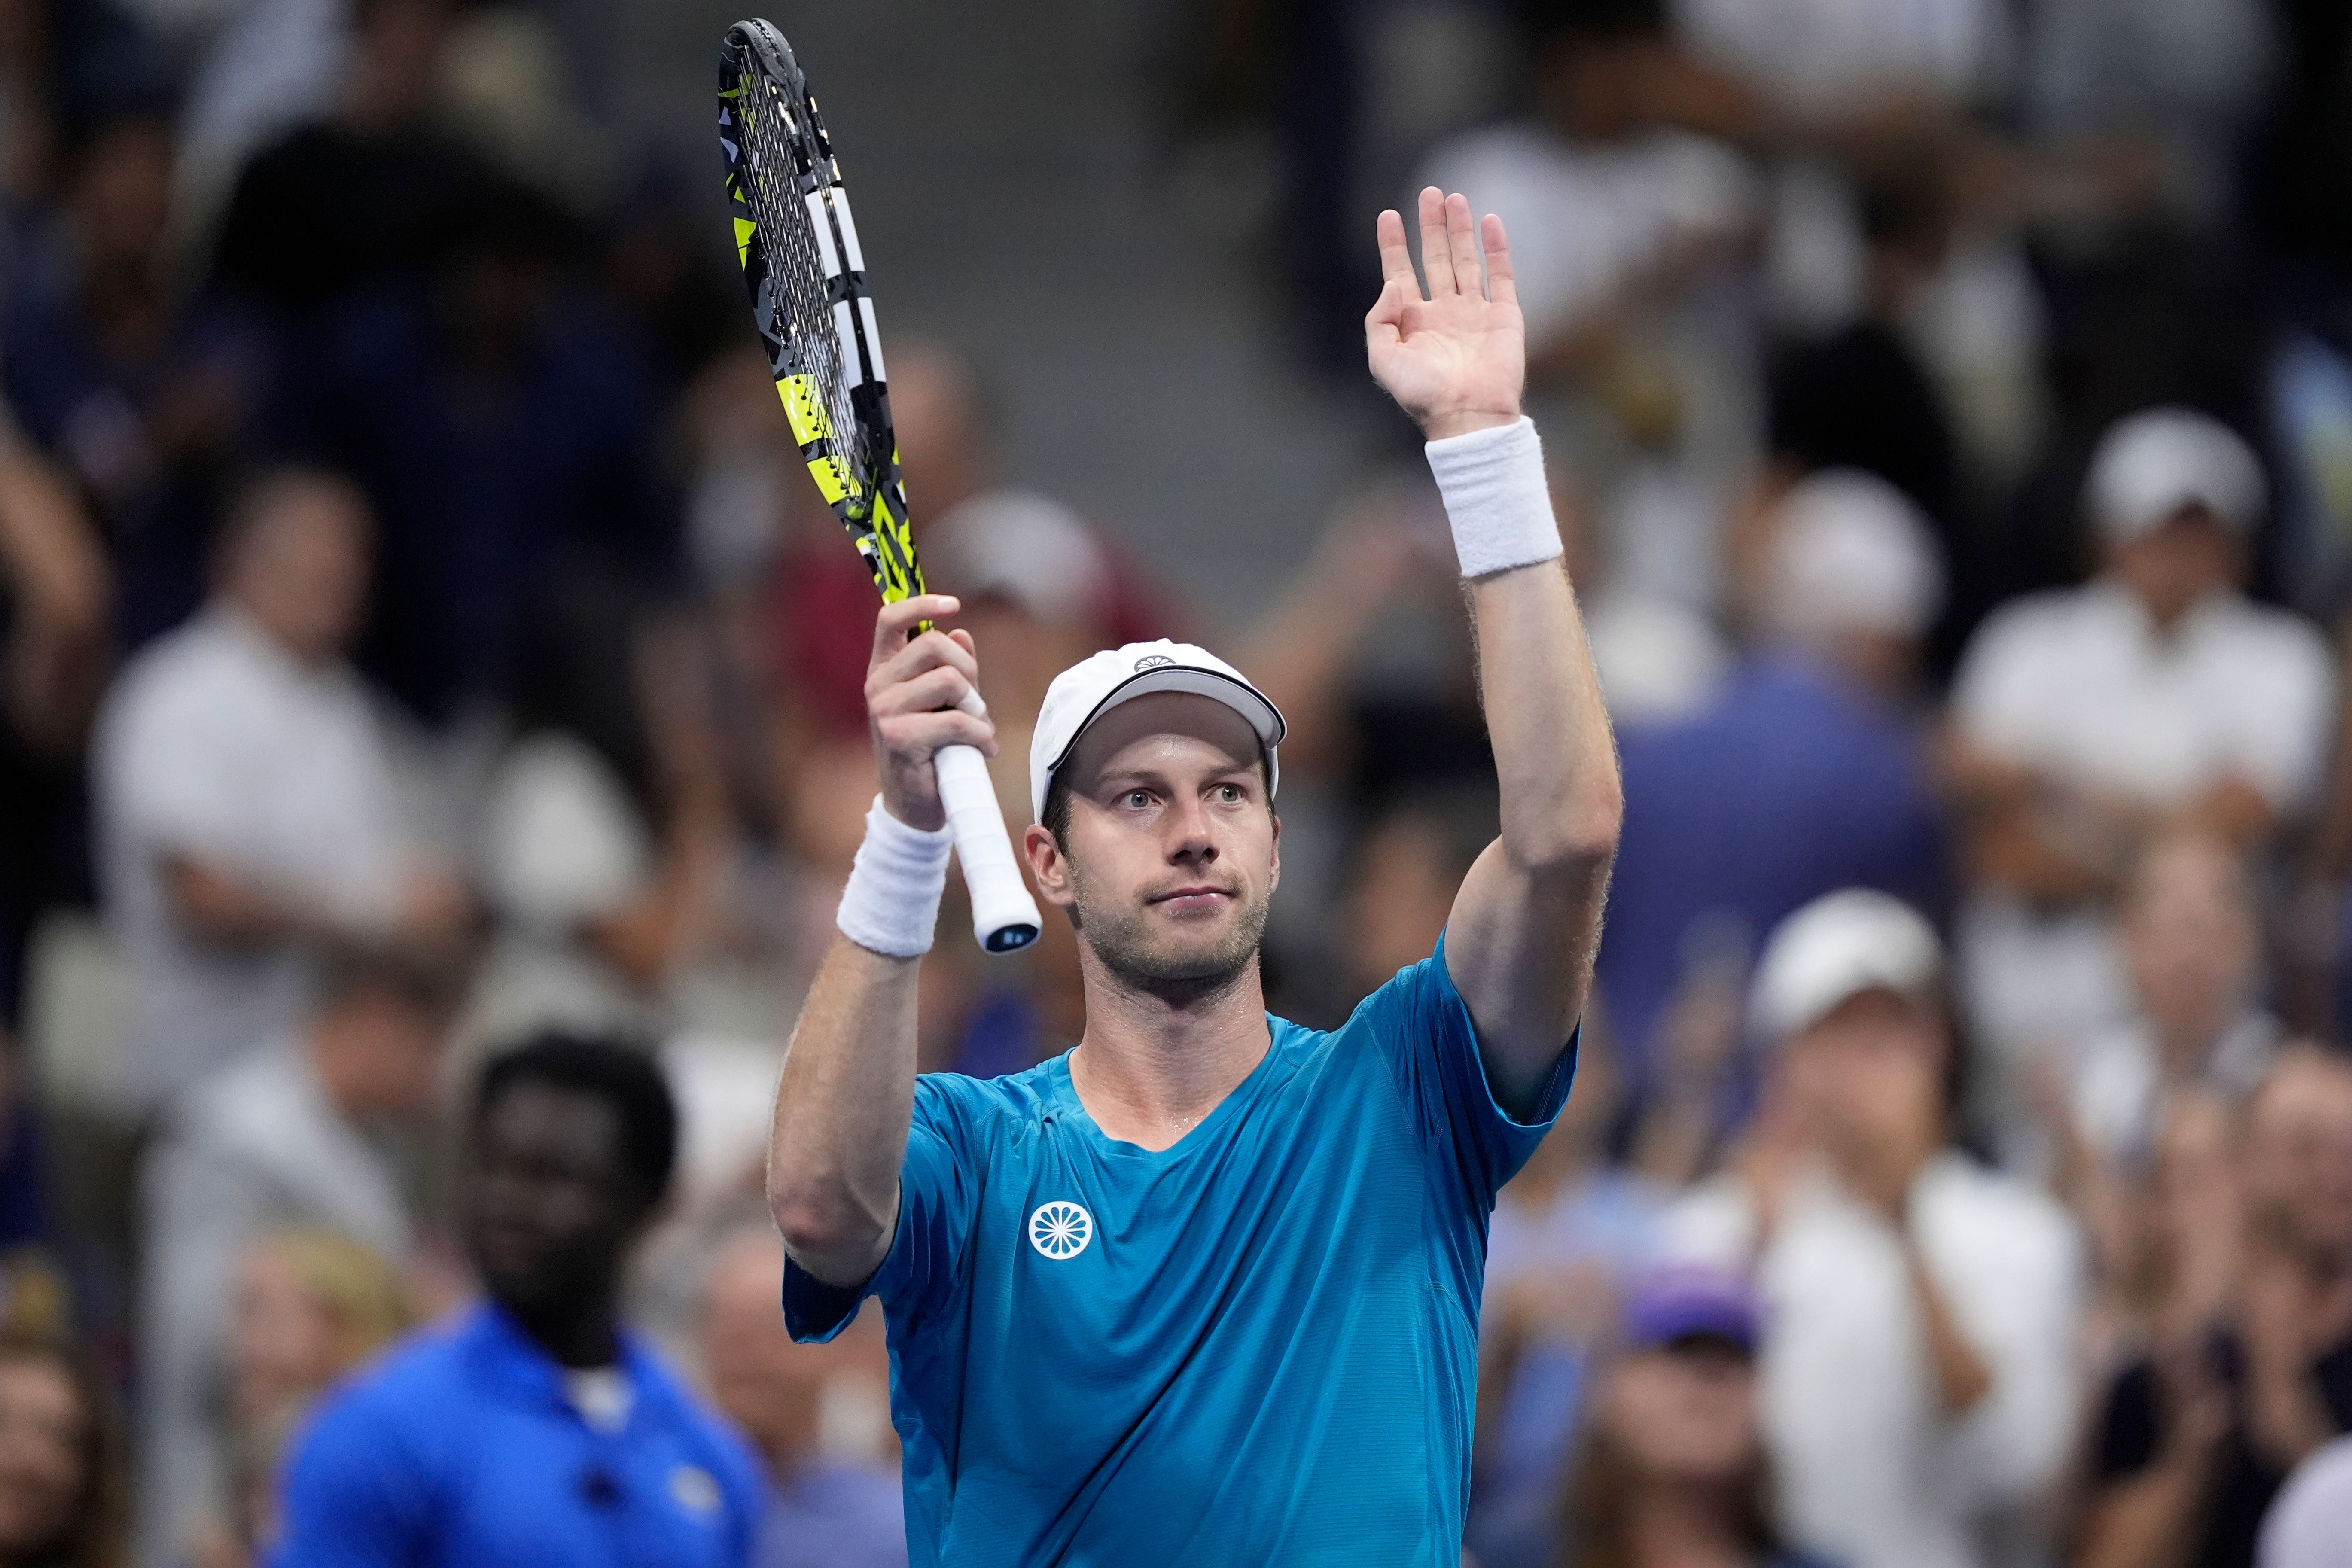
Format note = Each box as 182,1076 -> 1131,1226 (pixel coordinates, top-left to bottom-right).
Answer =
102,661 -> 249,863
267,1388 -> 433,1568
1363,932 -> 1577,1212
2224,621 -> 2337,811
782,1075 -> 981,1343
1949,600 -> 2055,761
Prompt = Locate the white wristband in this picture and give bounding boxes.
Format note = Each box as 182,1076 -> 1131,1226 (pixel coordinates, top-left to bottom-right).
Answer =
836,796 -> 954,959
1424,416 -> 1563,578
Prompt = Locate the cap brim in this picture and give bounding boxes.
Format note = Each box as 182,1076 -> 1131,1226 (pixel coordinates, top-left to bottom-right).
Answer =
1045,665 -> 1287,780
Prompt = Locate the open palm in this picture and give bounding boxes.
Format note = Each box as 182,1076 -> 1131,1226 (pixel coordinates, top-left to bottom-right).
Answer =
1365,189 -> 1526,441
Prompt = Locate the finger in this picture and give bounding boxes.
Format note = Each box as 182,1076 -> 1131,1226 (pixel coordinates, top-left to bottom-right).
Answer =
877,710 -> 997,759
1481,212 -> 1516,308
870,626 -> 979,693
1445,193 -> 1483,300
1417,186 -> 1454,298
870,663 -> 975,718
871,595 -> 958,665
1374,208 -> 1417,292
947,627 -> 977,655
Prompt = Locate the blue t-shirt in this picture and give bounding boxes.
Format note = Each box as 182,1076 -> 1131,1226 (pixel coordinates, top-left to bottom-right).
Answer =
784,938 -> 1575,1567
269,1304 -> 765,1568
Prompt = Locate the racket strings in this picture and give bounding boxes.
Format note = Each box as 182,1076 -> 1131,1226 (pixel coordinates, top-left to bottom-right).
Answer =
733,69 -> 876,501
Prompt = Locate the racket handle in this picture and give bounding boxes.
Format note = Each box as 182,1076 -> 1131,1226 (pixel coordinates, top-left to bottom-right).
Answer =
933,741 -> 1043,953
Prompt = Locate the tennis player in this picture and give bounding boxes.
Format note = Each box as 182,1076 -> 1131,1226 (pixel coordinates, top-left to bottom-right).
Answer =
768,187 -> 1621,1565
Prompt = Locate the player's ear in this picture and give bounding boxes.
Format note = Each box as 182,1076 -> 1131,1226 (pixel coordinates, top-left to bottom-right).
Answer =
1024,822 -> 1075,910
1267,811 -> 1280,895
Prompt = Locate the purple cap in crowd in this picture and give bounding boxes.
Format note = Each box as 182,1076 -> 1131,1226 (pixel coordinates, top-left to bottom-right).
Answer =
1619,1264 -> 1761,1354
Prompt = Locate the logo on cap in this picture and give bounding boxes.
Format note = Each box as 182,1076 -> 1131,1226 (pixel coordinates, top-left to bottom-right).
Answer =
1133,654 -> 1173,671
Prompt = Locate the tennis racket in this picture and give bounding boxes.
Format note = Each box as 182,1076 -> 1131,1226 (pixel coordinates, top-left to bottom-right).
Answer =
719,20 -> 1042,954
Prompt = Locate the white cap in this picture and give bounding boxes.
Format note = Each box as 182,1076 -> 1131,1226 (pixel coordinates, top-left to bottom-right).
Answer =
1764,469 -> 1946,642
2087,407 -> 2266,545
1029,641 -> 1286,823
1749,889 -> 1942,1042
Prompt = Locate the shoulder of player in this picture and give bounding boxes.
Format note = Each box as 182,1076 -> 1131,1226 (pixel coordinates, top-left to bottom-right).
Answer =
911,1059 -> 1067,1137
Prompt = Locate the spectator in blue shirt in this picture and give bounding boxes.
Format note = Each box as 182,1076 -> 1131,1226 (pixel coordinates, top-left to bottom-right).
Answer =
268,1034 -> 764,1568
1598,470 -> 1950,1097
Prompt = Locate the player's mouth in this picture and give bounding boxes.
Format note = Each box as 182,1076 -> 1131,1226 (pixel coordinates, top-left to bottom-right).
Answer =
1148,884 -> 1237,913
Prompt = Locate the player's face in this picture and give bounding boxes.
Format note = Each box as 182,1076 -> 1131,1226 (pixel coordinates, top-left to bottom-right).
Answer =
1033,693 -> 1278,994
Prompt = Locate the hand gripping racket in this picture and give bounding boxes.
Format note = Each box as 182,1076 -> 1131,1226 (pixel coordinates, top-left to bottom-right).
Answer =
719,20 -> 1042,953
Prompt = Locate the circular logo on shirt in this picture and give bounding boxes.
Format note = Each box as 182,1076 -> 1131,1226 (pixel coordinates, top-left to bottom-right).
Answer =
1028,1201 -> 1094,1260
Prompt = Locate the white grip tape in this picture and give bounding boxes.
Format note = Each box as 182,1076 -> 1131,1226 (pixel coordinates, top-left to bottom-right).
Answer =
1424,416 -> 1563,578
933,744 -> 1042,953
940,686 -> 1043,953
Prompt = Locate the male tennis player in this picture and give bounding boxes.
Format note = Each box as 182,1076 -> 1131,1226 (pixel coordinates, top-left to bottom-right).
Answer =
768,188 -> 1620,1566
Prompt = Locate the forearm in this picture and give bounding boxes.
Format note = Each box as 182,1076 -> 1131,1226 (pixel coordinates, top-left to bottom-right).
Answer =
2078,1465 -> 2212,1568
164,855 -> 325,947
1467,563 -> 1621,874
1901,1239 -> 1996,1415
767,933 -> 920,1286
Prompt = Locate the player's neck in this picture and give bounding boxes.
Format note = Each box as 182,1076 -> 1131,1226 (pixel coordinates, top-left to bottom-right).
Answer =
1068,957 -> 1271,1152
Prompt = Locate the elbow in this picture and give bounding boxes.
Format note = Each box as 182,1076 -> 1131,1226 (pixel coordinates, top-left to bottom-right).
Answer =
767,1175 -> 890,1271
1508,779 -> 1624,874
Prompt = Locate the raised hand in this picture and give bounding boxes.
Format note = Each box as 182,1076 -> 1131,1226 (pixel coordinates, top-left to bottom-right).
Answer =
1365,188 -> 1526,441
864,595 -> 996,832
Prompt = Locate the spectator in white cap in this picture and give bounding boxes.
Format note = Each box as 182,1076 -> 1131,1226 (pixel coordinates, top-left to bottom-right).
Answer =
1947,405 -> 2336,1144
1596,469 -> 1949,1101
1662,889 -> 2083,1568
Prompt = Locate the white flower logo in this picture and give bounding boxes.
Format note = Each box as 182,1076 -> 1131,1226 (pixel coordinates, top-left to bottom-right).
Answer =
1028,1201 -> 1094,1260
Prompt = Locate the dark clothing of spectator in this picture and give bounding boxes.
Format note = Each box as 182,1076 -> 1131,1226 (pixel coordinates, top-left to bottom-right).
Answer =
0,228 -> 274,646
295,287 -> 672,722
1768,321 -> 1959,536
1767,323 -> 1969,669
1596,655 -> 1948,1087
210,124 -> 500,316
2092,1329 -> 2352,1568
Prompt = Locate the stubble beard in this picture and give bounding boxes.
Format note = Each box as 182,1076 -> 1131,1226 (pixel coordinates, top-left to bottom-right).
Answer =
1068,859 -> 1271,1004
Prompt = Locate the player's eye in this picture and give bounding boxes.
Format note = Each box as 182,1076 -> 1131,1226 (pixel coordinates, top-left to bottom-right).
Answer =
1215,784 -> 1243,804
1124,790 -> 1153,810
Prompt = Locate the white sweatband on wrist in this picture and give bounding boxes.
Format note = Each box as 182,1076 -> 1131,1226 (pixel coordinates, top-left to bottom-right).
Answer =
836,796 -> 954,958
1425,416 -> 1564,578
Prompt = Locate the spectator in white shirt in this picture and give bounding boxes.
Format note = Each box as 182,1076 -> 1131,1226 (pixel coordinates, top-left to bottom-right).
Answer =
92,467 -> 470,1111
135,935 -> 465,1568
1663,889 -> 2083,1568
1948,408 -> 2336,1137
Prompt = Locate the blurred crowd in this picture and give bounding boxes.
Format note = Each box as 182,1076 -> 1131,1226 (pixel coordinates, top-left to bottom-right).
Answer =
0,0 -> 2346,1566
